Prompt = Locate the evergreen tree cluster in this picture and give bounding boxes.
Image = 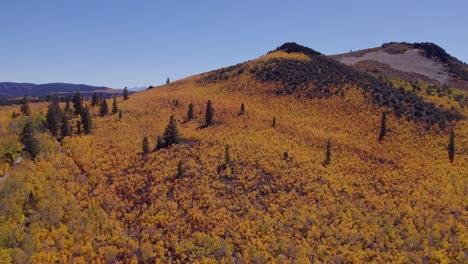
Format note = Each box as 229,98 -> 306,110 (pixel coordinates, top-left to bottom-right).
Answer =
146,115 -> 181,153
44,92 -> 93,139
20,122 -> 40,158
20,95 -> 31,116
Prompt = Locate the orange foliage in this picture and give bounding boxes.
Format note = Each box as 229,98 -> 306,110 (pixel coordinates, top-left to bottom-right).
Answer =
0,69 -> 467,262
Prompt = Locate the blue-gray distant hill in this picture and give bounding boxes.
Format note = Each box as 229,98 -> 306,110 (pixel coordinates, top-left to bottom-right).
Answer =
0,82 -> 123,98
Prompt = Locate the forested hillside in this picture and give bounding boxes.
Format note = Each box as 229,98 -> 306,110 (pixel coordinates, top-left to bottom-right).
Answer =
0,44 -> 467,263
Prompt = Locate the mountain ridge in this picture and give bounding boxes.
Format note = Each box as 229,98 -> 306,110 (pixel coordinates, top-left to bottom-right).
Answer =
331,42 -> 468,90
0,82 -> 121,98
202,42 -> 463,127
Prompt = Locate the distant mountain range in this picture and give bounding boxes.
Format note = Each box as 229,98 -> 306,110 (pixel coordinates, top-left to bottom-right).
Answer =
0,82 -> 123,98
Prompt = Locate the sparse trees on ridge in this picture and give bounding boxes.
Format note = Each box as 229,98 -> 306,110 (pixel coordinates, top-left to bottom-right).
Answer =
64,98 -> 72,113
20,95 -> 31,116
379,112 -> 387,142
112,98 -> 118,114
99,99 -> 109,116
448,128 -> 455,163
46,99 -> 63,137
61,113 -> 72,137
163,115 -> 180,147
187,103 -> 194,120
142,136 -> 150,154
72,91 -> 83,115
76,121 -> 82,135
82,108 -> 93,134
155,136 -> 164,150
177,160 -> 184,178
205,100 -> 214,126
21,121 -> 40,158
123,87 -> 129,100
91,92 -> 100,107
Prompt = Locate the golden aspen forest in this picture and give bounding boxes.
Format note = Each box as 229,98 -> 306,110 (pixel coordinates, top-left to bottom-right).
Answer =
0,43 -> 467,263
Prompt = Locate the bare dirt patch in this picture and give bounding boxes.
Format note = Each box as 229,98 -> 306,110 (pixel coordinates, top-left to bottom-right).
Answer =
336,49 -> 449,84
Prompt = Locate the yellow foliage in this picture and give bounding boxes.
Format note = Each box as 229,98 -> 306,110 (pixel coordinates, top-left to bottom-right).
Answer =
0,72 -> 467,262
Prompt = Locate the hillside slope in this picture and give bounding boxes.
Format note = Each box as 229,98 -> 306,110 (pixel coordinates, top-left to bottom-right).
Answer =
0,43 -> 467,263
331,42 -> 468,91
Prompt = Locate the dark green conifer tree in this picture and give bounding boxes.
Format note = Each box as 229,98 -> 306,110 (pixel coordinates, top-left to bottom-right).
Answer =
177,160 -> 184,178
225,144 -> 231,164
123,87 -> 129,100
166,77 -> 170,84
82,108 -> 92,134
118,110 -> 123,119
91,92 -> 99,107
76,121 -> 82,135
205,100 -> 214,126
21,122 -> 40,158
187,103 -> 194,120
155,136 -> 165,150
112,97 -> 118,114
64,98 -> 72,113
378,112 -> 387,142
142,136 -> 150,154
61,113 -> 72,138
272,116 -> 276,128
20,95 -> 31,116
11,111 -> 17,119
46,99 -> 63,137
28,191 -> 37,209
99,99 -> 109,116
448,128 -> 455,163
163,115 -> 180,146
240,103 -> 245,115
72,91 -> 83,115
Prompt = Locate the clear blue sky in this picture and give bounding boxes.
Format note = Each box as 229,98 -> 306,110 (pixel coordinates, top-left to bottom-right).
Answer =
1,0 -> 467,88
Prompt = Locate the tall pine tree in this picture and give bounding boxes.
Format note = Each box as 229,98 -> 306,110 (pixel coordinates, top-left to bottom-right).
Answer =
61,113 -> 72,137
20,95 -> 31,116
205,100 -> 214,126
72,91 -> 83,115
378,112 -> 387,142
142,136 -> 150,154
240,103 -> 245,115
99,99 -> 109,116
64,98 -> 72,113
123,87 -> 129,100
21,122 -> 40,158
177,160 -> 184,178
76,121 -> 82,135
187,103 -> 194,120
82,108 -> 92,134
112,97 -> 118,114
448,128 -> 455,163
163,115 -> 180,146
91,92 -> 99,107
46,99 -> 63,137
155,136 -> 165,150
323,140 -> 332,166
225,144 -> 231,164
